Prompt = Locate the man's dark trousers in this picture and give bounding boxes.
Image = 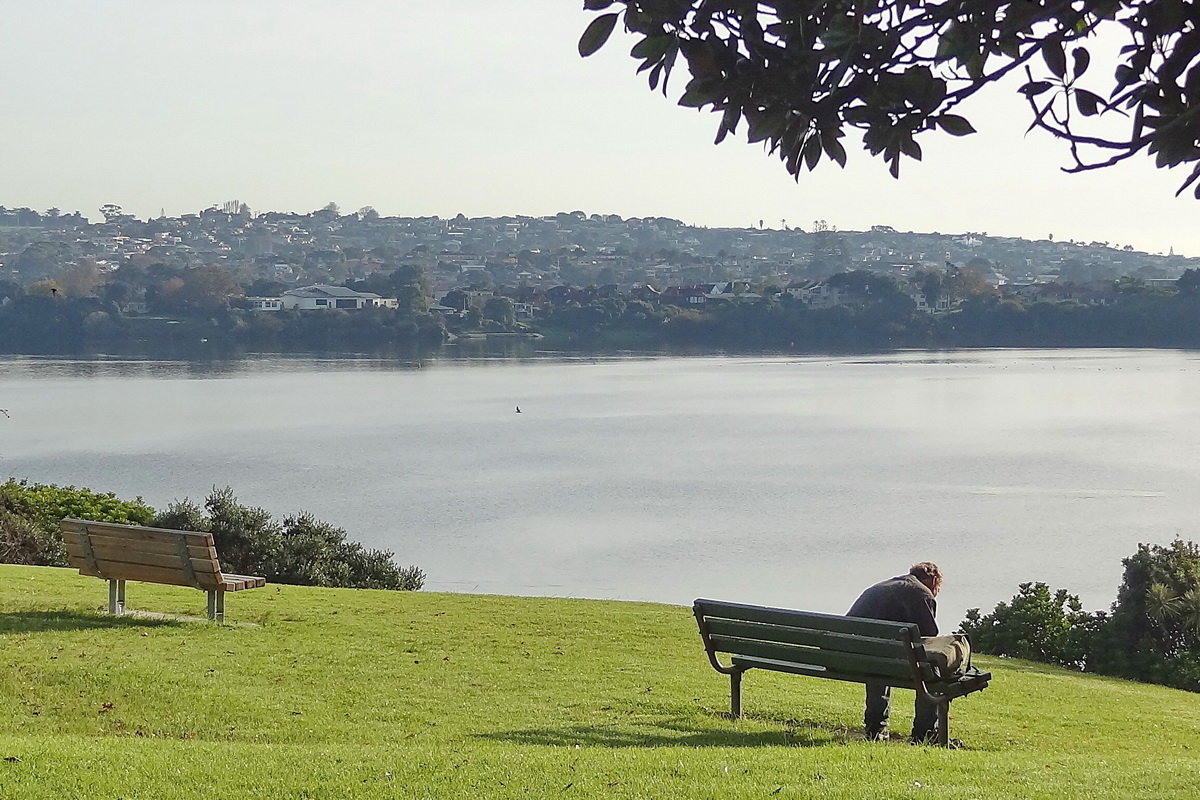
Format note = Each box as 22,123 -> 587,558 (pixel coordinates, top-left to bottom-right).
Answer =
865,681 -> 938,740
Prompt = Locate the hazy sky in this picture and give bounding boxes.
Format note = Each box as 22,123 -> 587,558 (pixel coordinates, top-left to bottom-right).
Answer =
2,1 -> 1196,254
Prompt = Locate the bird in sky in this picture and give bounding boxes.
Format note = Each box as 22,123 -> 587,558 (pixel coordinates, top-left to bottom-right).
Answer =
0,409 -> 9,418
515,405 -> 521,413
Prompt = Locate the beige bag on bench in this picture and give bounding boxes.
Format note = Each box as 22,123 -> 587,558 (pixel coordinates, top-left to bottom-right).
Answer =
921,634 -> 971,676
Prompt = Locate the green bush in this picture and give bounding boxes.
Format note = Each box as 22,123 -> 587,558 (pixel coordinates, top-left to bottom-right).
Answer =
1089,540 -> 1200,690
961,581 -> 1102,669
965,540 -> 1200,692
156,488 -> 424,591
0,479 -> 156,566
0,507 -> 60,565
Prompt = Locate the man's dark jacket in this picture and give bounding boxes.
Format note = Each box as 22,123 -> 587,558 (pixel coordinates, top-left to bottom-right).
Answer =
847,574 -> 938,636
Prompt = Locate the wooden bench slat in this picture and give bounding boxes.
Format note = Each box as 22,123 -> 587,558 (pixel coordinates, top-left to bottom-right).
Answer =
62,532 -> 218,560
61,519 -> 213,540
221,574 -> 266,591
64,543 -> 222,576
730,656 -> 921,689
696,599 -> 918,640
705,618 -> 910,659
79,561 -> 225,589
709,634 -> 915,680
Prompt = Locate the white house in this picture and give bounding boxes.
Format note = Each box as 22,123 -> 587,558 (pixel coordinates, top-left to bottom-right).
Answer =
279,284 -> 399,310
247,297 -> 283,311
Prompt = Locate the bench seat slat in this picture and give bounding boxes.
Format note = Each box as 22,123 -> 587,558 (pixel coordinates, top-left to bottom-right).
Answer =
221,574 -> 266,591
65,543 -> 222,576
709,634 -> 914,680
705,618 -> 910,659
696,599 -> 918,640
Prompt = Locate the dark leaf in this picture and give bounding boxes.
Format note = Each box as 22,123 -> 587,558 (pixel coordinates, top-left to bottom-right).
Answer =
579,13 -> 620,58
631,34 -> 672,61
823,136 -> 848,168
1072,47 -> 1090,78
803,136 -> 822,171
1019,81 -> 1054,97
1043,39 -> 1067,79
583,0 -> 614,9
1074,89 -> 1103,117
936,114 -> 976,136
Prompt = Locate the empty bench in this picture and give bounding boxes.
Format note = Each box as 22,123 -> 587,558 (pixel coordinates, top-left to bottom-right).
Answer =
60,519 -> 266,622
693,598 -> 991,746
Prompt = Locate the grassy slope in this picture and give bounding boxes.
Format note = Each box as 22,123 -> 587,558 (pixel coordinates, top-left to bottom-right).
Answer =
0,565 -> 1197,800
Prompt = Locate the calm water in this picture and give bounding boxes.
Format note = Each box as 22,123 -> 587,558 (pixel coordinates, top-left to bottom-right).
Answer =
2,349 -> 1198,627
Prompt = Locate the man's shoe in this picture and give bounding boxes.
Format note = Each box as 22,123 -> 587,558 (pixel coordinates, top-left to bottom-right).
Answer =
909,730 -> 937,745
867,729 -> 890,742
910,732 -> 964,748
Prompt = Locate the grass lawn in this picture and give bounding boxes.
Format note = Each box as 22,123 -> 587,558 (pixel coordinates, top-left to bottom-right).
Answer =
1,564 -> 1197,799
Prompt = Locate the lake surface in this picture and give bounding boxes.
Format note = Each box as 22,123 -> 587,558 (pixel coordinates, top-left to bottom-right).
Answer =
2,348 -> 1198,627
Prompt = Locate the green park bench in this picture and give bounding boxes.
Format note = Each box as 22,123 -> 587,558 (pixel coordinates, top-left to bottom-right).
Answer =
60,518 -> 266,622
693,598 -> 991,746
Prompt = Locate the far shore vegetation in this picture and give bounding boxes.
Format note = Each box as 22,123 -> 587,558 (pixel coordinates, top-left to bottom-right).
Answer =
3,205 -> 1200,358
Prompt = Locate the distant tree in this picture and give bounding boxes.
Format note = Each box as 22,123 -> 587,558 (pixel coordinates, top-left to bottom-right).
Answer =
99,203 -> 123,223
441,289 -> 470,312
483,296 -> 516,328
1177,268 -> 1200,295
245,278 -> 288,298
26,280 -> 62,298
172,265 -> 241,311
581,1 -> 1200,195
57,262 -> 104,298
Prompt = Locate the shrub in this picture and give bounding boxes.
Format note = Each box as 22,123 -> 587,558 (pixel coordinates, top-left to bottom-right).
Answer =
1089,540 -> 1200,690
0,479 -> 156,566
960,582 -> 1102,670
965,540 -> 1200,692
0,507 -> 60,566
155,487 -> 424,591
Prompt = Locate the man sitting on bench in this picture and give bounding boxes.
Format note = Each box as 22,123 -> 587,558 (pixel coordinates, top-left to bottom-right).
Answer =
847,561 -> 943,743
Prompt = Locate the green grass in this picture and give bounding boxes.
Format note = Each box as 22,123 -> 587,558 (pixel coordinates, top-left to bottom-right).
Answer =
1,565 -> 1197,799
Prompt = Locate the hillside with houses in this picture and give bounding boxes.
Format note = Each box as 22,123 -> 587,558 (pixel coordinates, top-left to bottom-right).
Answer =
0,203 -> 1198,355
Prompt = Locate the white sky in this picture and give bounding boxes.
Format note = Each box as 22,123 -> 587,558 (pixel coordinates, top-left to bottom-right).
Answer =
1,1 -> 1196,254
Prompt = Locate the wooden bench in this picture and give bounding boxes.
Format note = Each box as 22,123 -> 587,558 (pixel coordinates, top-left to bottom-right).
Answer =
693,598 -> 991,746
60,519 -> 266,622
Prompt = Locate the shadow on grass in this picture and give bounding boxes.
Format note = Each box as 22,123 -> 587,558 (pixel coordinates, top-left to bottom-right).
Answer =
0,610 -> 182,633
475,714 -> 859,749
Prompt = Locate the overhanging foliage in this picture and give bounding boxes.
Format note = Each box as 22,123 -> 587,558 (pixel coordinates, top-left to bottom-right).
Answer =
581,1 -> 1200,194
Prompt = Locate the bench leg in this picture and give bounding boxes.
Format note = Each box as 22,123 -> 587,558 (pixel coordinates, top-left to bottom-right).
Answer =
207,590 -> 225,623
108,580 -> 126,615
937,701 -> 950,747
730,670 -> 743,718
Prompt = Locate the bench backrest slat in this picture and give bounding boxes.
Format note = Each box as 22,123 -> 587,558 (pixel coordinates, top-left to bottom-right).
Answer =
707,634 -> 915,680
704,618 -> 910,660
695,599 -> 919,640
76,561 -> 225,590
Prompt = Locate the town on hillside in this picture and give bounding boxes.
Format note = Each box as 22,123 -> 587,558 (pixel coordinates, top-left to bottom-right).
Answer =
1,202 -> 1198,354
